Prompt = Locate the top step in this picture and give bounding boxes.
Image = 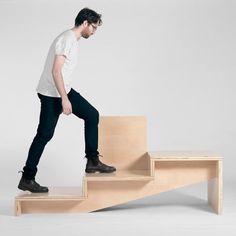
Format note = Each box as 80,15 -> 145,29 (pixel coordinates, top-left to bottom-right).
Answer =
148,151 -> 223,160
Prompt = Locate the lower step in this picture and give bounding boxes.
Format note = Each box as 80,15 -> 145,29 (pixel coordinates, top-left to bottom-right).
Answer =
15,187 -> 86,215
15,186 -> 86,200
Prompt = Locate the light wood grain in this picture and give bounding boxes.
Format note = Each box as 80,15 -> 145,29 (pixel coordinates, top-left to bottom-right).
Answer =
208,160 -> 223,214
15,116 -> 223,215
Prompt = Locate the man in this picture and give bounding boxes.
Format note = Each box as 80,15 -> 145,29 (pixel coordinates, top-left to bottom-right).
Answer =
18,8 -> 116,193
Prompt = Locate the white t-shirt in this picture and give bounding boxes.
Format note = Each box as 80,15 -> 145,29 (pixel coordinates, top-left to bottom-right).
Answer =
36,30 -> 79,97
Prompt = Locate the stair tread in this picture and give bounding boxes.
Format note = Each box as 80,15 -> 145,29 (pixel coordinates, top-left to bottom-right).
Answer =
16,186 -> 86,200
148,151 -> 223,160
85,170 -> 153,181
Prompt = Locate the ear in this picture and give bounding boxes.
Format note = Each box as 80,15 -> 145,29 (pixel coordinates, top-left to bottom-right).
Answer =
83,20 -> 88,27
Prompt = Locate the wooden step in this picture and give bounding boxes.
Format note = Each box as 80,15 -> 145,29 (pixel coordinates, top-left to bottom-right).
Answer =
85,170 -> 154,181
15,186 -> 86,201
148,151 -> 223,161
15,187 -> 87,216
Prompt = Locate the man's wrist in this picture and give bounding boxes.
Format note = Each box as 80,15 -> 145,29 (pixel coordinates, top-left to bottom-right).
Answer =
61,95 -> 69,101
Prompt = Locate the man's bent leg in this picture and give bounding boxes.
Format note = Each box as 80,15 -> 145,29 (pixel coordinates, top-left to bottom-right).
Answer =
68,88 -> 99,157
68,88 -> 116,173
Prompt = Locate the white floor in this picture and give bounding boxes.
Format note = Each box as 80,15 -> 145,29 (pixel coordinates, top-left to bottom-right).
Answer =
0,181 -> 235,236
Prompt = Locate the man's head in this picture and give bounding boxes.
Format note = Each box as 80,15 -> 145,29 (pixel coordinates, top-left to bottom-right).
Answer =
75,8 -> 102,38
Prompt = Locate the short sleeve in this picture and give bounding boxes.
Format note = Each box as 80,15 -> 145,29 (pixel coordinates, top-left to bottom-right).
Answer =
55,36 -> 72,58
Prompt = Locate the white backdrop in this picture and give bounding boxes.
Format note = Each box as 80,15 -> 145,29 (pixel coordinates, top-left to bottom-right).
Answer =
0,0 -> 235,189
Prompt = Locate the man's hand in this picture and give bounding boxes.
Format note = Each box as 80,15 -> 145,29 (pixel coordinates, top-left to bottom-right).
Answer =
62,97 -> 72,115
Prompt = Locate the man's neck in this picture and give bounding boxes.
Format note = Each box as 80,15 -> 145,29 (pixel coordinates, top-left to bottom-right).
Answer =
70,27 -> 82,41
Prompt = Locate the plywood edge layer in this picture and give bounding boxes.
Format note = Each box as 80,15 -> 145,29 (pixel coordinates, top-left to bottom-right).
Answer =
84,170 -> 154,181
148,151 -> 223,160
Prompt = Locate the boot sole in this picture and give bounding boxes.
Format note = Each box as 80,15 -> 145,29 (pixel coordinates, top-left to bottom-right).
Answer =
85,169 -> 116,173
18,184 -> 49,193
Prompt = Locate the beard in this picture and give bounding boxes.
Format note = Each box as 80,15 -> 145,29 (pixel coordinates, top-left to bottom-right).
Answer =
82,32 -> 90,39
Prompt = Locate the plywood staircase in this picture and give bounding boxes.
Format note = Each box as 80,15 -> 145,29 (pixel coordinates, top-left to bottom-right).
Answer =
15,116 -> 223,215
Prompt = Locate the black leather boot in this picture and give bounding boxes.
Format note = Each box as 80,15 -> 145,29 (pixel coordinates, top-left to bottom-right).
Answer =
18,172 -> 49,193
85,155 -> 116,173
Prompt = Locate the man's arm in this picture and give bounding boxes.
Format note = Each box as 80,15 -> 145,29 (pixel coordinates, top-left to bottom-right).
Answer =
52,55 -> 72,115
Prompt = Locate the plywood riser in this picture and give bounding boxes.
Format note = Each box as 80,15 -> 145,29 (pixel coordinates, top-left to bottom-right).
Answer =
16,160 -> 222,215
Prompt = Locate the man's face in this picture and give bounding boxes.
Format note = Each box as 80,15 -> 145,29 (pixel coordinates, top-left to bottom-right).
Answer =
81,21 -> 99,39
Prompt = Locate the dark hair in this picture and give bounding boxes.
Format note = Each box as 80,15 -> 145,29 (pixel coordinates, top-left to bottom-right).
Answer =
75,8 -> 102,27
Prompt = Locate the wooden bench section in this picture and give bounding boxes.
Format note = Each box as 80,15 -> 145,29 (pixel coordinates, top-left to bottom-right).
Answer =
15,116 -> 223,215
148,151 -> 223,214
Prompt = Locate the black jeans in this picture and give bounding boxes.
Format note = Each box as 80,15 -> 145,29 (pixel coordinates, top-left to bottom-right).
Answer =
23,88 -> 99,179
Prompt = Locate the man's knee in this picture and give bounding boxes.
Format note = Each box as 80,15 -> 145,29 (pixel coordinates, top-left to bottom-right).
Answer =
88,108 -> 99,124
